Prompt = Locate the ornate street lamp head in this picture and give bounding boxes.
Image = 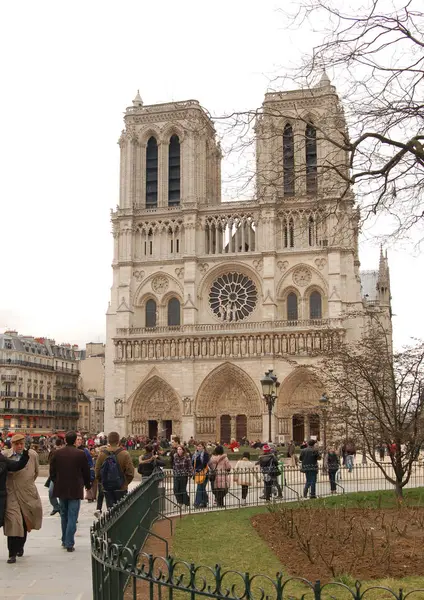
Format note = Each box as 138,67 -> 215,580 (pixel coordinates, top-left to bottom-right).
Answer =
260,372 -> 274,397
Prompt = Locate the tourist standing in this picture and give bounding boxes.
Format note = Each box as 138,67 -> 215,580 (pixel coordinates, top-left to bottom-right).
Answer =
138,444 -> 166,482
299,439 -> 321,499
327,445 -> 340,494
209,445 -> 231,508
95,432 -> 135,509
257,444 -> 281,501
344,440 -> 356,473
172,445 -> 191,506
192,442 -> 210,508
234,451 -> 259,506
49,431 -> 91,552
3,434 -> 43,564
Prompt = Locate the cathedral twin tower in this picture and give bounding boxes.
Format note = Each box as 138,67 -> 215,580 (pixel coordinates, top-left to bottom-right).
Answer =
104,77 -> 390,444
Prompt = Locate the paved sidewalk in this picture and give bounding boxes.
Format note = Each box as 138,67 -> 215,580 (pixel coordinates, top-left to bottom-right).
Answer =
0,478 -> 95,600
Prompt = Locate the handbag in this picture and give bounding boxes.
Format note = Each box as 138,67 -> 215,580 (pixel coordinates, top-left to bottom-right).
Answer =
194,467 -> 208,484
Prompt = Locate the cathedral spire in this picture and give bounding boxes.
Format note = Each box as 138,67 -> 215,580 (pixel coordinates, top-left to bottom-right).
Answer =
132,90 -> 143,107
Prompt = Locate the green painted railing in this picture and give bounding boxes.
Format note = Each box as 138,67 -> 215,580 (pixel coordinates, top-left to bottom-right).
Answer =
90,472 -> 424,600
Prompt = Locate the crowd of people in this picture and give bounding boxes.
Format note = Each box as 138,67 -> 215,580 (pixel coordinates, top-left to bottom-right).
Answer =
1,427 -> 416,564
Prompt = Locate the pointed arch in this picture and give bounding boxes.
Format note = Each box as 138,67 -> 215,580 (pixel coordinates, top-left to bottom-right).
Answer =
277,367 -> 324,416
305,123 -> 317,194
195,363 -> 263,440
130,374 -> 182,436
168,134 -> 180,206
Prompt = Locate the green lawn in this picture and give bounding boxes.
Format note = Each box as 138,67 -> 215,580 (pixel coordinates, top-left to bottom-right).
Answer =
171,489 -> 424,600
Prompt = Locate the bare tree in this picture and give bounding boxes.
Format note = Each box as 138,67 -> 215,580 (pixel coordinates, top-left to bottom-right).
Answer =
315,315 -> 424,499
288,0 -> 424,238
215,0 -> 423,241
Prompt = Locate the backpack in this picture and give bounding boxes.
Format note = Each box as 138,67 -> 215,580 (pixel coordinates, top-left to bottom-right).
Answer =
100,449 -> 125,491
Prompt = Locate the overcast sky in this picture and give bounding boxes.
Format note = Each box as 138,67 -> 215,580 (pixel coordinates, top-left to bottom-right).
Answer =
0,0 -> 421,350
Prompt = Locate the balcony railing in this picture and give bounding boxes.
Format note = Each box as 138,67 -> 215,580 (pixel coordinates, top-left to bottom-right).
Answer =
116,318 -> 335,337
0,359 -> 55,371
1,375 -> 17,381
0,408 -> 81,417
0,391 -> 17,397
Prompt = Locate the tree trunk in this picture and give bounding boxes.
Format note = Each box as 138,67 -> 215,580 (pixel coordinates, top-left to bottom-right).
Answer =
395,479 -> 403,501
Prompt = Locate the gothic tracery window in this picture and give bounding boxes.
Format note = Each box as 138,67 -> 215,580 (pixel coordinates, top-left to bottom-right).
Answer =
209,273 -> 258,322
283,123 -> 295,197
146,137 -> 158,208
145,299 -> 157,328
287,292 -> 298,321
168,135 -> 180,206
167,298 -> 181,326
309,291 -> 322,319
305,124 -> 317,194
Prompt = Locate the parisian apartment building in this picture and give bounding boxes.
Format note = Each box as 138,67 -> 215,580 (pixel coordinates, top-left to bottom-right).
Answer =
0,330 -> 79,436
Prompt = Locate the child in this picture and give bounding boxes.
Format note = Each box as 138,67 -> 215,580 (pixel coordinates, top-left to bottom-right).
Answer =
234,451 -> 260,506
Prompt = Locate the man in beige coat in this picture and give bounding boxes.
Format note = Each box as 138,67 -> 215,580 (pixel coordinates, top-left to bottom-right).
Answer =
3,433 -> 43,563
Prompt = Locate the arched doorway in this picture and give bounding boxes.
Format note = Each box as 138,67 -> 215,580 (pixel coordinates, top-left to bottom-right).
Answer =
195,363 -> 263,442
130,375 -> 182,438
220,415 -> 231,444
236,415 -> 247,442
277,368 -> 324,442
292,414 -> 305,444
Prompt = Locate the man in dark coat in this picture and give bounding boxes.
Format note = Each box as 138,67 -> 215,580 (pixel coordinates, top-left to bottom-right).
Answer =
0,448 -> 29,530
299,439 -> 321,499
49,431 -> 91,552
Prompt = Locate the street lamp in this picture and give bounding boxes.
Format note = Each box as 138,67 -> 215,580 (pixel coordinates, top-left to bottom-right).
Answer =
261,370 -> 280,442
319,393 -> 330,469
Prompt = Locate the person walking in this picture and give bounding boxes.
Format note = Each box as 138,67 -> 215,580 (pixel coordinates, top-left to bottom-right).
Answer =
344,440 -> 356,473
3,434 -> 43,564
47,437 -> 64,515
234,451 -> 259,506
327,445 -> 340,494
0,446 -> 30,547
49,431 -> 91,552
192,442 -> 210,508
209,445 -> 231,508
95,431 -> 135,509
172,445 -> 191,506
299,439 -> 321,499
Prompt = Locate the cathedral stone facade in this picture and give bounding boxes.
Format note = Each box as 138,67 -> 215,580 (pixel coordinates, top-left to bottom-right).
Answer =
104,77 -> 391,444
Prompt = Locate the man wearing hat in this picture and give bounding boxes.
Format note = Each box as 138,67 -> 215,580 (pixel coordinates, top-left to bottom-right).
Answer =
3,433 -> 43,563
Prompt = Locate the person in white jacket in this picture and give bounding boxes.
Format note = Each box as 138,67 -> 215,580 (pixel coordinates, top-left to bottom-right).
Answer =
233,451 -> 260,506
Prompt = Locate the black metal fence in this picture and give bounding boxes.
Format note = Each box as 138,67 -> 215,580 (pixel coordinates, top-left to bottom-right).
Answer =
157,460 -> 424,515
90,465 -> 424,599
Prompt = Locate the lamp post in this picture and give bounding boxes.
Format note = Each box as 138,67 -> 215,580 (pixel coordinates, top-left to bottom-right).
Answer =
261,370 -> 280,443
319,393 -> 330,471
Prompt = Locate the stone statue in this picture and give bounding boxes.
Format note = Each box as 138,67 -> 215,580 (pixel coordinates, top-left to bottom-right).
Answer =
264,336 -> 271,354
170,340 -> 176,358
225,338 -> 231,356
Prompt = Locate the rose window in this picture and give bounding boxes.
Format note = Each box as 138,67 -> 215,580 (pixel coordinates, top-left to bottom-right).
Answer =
209,272 -> 258,322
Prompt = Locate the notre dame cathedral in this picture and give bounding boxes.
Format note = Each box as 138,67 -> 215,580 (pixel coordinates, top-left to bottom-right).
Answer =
104,74 -> 391,443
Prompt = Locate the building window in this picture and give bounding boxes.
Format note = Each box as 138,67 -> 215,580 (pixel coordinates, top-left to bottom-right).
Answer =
284,217 -> 295,248
283,124 -> 295,196
308,216 -> 317,247
146,137 -> 158,208
167,298 -> 181,326
145,299 -> 157,328
168,135 -> 180,206
287,292 -> 298,321
306,124 -> 317,194
310,291 -> 322,319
